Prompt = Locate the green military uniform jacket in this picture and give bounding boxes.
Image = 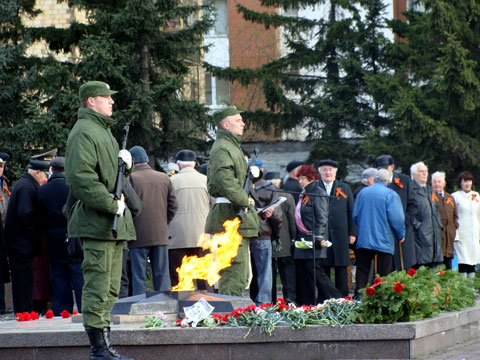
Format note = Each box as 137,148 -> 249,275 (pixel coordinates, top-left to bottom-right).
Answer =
65,107 -> 136,241
205,128 -> 259,237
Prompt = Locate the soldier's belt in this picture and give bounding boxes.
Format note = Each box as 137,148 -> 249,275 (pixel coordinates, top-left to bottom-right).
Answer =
215,197 -> 231,204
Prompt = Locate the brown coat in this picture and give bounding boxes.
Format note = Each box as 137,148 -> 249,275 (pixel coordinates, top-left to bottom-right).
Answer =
434,191 -> 458,258
128,164 -> 178,248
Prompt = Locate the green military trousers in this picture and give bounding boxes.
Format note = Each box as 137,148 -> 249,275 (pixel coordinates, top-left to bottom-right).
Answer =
81,239 -> 124,330
218,238 -> 250,296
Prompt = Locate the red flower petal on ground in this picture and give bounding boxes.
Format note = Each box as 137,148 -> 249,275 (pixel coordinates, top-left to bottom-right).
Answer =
61,310 -> 70,318
366,287 -> 375,296
408,268 -> 416,276
373,277 -> 382,284
30,312 -> 39,320
393,282 -> 404,293
45,310 -> 54,319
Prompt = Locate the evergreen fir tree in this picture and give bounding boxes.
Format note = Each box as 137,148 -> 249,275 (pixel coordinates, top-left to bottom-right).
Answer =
366,0 -> 480,184
2,0 -> 213,178
206,0 -> 391,179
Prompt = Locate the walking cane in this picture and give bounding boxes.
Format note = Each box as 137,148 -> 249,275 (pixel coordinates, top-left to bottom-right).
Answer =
399,242 -> 405,271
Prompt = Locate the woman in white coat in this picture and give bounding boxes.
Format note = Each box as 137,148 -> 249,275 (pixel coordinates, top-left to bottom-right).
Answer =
451,171 -> 480,277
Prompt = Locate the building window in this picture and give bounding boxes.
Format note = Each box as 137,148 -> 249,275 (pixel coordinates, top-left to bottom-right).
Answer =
205,73 -> 230,106
204,0 -> 228,36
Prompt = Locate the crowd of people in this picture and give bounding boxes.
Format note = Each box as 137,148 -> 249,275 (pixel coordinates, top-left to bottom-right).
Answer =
0,80 -> 480,360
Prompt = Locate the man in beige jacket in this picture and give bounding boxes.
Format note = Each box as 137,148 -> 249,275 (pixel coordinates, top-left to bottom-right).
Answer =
168,150 -> 212,290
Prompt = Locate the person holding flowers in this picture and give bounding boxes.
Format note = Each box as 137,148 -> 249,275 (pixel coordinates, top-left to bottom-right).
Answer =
452,171 -> 480,277
294,164 -> 341,305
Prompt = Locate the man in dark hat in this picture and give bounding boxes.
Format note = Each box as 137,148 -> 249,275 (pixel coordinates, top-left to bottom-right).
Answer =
205,106 -> 259,296
375,154 -> 417,271
128,145 -> 178,296
0,152 -> 10,314
353,168 -> 377,199
66,80 -> 135,360
168,149 -> 211,290
37,157 -> 84,316
4,159 -> 49,313
318,159 -> 357,297
283,160 -> 304,204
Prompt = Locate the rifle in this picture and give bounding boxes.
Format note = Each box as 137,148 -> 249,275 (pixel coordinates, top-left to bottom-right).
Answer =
112,123 -> 130,238
237,147 -> 260,221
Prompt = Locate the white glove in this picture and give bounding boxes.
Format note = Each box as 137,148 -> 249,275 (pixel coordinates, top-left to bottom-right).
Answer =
250,165 -> 260,178
116,199 -> 126,216
118,149 -> 132,170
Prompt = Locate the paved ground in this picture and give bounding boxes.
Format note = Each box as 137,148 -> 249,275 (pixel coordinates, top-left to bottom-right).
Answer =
419,337 -> 480,360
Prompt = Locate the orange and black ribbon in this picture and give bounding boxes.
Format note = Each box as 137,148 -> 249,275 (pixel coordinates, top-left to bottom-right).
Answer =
301,195 -> 310,205
336,187 -> 347,200
431,192 -> 440,203
394,178 -> 403,189
2,182 -> 9,196
446,197 -> 455,208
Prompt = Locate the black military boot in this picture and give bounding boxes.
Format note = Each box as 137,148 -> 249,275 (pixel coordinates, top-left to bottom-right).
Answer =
103,327 -> 134,360
86,328 -> 114,360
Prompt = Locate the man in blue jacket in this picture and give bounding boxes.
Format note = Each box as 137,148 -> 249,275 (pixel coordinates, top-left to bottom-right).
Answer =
352,169 -> 405,294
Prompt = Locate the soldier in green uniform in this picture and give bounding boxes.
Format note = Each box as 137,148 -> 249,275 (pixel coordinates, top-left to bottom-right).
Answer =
205,106 -> 259,296
66,81 -> 135,360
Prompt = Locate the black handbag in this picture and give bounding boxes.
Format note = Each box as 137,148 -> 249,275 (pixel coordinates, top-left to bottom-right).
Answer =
65,236 -> 83,259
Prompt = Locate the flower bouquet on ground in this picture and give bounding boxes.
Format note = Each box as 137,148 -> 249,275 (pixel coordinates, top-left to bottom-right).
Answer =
353,266 -> 477,324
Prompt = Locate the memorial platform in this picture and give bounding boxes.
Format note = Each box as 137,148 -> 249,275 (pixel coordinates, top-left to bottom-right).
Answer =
0,301 -> 479,359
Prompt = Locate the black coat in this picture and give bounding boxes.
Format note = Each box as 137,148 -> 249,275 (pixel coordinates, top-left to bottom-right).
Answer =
410,182 -> 443,265
294,180 -> 329,260
389,172 -> 418,270
319,180 -> 357,267
0,216 -> 9,283
283,177 -> 303,205
4,172 -> 41,257
254,180 -> 282,240
37,173 -> 78,263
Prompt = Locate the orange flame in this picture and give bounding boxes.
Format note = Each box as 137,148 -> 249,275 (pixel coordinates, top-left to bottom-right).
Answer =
171,217 -> 243,291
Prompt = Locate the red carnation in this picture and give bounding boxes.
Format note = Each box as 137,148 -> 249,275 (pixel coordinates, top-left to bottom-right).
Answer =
16,313 -> 24,321
22,312 -> 32,321
259,303 -> 272,309
373,277 -> 382,284
344,296 -> 353,301
437,270 -> 445,275
175,319 -> 182,326
30,312 -> 39,320
276,298 -> 285,305
61,310 -> 70,318
366,287 -> 375,296
408,268 -> 416,276
393,282 -> 404,293
45,310 -> 54,319
73,310 -> 79,315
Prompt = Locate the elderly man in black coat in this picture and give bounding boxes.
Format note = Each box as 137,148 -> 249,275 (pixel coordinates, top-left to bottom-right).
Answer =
4,159 -> 50,313
318,160 -> 357,297
283,160 -> 304,204
37,157 -> 83,316
376,155 -> 418,271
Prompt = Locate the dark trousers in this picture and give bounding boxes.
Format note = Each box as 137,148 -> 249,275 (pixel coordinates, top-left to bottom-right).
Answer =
458,264 -> 475,273
50,260 -> 84,315
272,256 -> 296,303
443,257 -> 453,270
322,265 -> 349,297
413,262 -> 442,270
8,253 -> 34,313
295,258 -> 342,306
168,248 -> 210,290
355,248 -> 392,294
119,248 -> 131,298
0,283 -> 5,313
